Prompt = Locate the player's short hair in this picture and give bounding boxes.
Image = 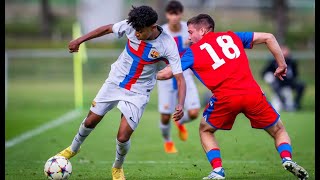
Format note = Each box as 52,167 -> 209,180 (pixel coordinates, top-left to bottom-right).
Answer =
165,0 -> 184,14
187,14 -> 215,32
127,5 -> 158,31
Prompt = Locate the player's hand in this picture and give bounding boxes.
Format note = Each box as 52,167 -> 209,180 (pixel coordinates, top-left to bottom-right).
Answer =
68,39 -> 81,53
274,65 -> 287,81
172,104 -> 183,121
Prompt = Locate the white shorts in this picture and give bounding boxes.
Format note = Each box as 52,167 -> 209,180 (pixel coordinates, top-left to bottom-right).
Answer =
157,70 -> 201,114
90,80 -> 149,131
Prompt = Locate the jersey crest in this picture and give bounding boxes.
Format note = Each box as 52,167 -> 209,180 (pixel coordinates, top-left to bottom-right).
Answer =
150,50 -> 160,58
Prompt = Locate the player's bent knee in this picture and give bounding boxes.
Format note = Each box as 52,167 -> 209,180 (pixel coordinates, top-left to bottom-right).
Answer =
83,111 -> 104,128
199,122 -> 206,132
188,109 -> 200,120
161,114 -> 171,124
117,134 -> 131,143
265,119 -> 287,137
84,120 -> 99,129
199,119 -> 215,133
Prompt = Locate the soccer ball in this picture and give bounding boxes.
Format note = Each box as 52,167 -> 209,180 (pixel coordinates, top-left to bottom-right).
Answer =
44,156 -> 72,180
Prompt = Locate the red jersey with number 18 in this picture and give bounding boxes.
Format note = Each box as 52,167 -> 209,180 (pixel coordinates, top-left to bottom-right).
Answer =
181,31 -> 263,98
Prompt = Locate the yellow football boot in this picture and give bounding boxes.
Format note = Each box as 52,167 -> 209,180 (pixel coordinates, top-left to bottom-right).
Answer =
55,146 -> 80,159
112,167 -> 126,180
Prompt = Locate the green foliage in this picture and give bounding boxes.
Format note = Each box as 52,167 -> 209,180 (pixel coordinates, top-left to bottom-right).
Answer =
5,5 -> 314,49
5,21 -> 42,36
285,24 -> 314,49
5,16 -> 75,39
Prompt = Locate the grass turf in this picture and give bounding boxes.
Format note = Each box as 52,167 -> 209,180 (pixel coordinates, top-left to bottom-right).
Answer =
5,58 -> 315,179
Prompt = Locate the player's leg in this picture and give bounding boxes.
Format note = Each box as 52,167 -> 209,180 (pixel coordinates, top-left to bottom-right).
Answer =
112,94 -> 149,180
174,108 -> 200,141
175,72 -> 201,141
111,114 -> 134,180
56,81 -> 118,159
244,93 -> 309,179
271,81 -> 286,107
265,120 -> 309,179
160,113 -> 178,153
291,80 -> 305,110
56,111 -> 104,159
200,96 -> 241,179
157,79 -> 178,153
160,114 -> 172,142
185,108 -> 200,123
280,86 -> 295,111
199,118 -> 225,180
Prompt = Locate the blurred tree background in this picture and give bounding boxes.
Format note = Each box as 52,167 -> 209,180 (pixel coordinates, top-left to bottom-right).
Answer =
5,0 -> 314,50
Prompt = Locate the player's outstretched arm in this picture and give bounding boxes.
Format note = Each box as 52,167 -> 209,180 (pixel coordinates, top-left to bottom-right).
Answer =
156,66 -> 174,80
172,72 -> 186,121
69,24 -> 114,53
252,32 -> 287,80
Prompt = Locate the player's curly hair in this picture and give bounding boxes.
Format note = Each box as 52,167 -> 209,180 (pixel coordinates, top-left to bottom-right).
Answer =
127,5 -> 158,31
187,14 -> 215,32
165,0 -> 184,14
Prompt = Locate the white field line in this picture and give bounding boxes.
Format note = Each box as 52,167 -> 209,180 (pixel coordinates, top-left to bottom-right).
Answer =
5,109 -> 82,149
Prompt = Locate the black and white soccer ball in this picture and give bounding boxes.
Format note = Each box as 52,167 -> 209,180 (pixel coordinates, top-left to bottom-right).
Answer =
44,156 -> 72,180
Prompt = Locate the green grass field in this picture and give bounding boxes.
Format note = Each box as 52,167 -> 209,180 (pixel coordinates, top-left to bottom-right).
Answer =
5,57 -> 315,179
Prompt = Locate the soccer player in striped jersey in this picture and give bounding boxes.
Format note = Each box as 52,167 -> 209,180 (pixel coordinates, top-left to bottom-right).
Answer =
157,14 -> 309,180
157,0 -> 201,153
53,6 -> 186,180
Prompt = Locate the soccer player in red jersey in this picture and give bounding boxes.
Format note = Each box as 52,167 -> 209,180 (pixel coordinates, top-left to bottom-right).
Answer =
157,14 -> 309,180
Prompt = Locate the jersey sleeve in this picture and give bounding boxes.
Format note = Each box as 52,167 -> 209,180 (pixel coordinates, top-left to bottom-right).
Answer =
164,37 -> 183,75
112,19 -> 131,38
180,48 -> 194,71
234,32 -> 254,49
